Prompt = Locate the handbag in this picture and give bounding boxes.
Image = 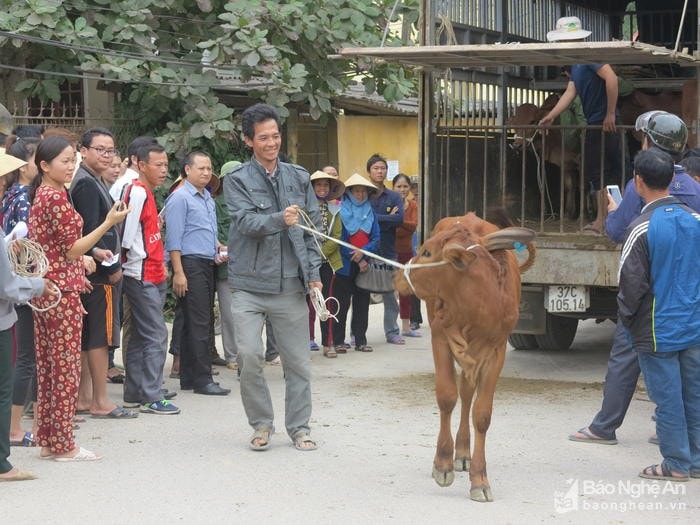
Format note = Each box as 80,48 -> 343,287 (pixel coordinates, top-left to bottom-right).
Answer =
355,261 -> 395,293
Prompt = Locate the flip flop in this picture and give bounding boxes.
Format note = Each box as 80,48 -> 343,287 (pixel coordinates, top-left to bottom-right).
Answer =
90,407 -> 138,419
0,468 -> 36,482
249,428 -> 272,451
10,431 -> 36,447
293,432 -> 317,451
639,463 -> 689,482
579,223 -> 603,235
568,427 -> 618,445
107,373 -> 125,384
53,447 -> 102,462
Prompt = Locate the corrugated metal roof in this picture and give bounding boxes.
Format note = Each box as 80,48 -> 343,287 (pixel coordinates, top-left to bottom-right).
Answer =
337,41 -> 698,69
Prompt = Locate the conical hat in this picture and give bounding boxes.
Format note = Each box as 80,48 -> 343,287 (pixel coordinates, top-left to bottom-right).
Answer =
343,173 -> 379,196
0,152 -> 27,177
310,170 -> 345,200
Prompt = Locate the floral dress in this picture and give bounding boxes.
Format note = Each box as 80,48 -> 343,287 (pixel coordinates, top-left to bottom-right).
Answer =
29,185 -> 85,454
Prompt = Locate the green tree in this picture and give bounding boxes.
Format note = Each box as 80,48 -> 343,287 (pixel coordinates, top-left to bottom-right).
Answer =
0,0 -> 418,163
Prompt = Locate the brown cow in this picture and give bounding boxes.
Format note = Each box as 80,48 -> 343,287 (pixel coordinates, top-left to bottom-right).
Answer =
394,213 -> 535,502
507,101 -> 580,219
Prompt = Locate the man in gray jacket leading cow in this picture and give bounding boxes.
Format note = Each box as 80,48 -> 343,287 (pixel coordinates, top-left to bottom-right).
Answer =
224,103 -> 322,452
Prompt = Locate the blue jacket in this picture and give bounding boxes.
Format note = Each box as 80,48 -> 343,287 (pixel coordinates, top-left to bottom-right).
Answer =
369,187 -> 403,260
605,165 -> 700,243
617,197 -> 700,352
336,217 -> 380,278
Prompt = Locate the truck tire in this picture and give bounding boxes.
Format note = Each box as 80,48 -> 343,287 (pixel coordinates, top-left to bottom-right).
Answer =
508,333 -> 539,350
535,314 -> 579,350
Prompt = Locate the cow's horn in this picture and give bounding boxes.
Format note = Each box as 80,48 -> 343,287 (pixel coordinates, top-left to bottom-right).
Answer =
483,227 -> 536,251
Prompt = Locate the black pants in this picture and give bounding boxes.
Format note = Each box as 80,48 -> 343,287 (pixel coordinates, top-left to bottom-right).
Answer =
12,305 -> 36,405
335,263 -> 370,347
318,263 -> 349,347
178,256 -> 215,389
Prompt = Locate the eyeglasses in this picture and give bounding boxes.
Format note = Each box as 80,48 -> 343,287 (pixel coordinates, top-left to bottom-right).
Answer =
87,146 -> 119,157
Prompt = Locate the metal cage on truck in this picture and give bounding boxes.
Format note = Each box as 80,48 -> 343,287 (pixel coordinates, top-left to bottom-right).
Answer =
340,0 -> 699,350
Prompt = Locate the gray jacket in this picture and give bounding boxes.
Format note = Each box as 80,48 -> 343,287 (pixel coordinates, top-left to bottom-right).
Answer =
0,239 -> 45,330
224,159 -> 322,293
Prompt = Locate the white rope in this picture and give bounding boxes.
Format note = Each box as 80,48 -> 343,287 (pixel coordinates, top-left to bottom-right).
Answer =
294,208 -> 450,296
7,238 -> 62,312
309,286 -> 339,323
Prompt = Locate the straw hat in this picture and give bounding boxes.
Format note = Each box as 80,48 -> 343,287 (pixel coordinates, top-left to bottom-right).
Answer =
343,173 -> 379,196
0,152 -> 27,177
310,170 -> 345,200
546,16 -> 591,42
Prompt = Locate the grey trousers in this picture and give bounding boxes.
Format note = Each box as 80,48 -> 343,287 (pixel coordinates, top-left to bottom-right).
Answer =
588,320 -> 641,440
122,277 -> 168,404
232,280 -> 312,439
216,278 -> 236,362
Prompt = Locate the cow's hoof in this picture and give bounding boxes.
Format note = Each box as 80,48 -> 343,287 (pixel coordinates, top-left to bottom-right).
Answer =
470,484 -> 493,502
432,465 -> 455,487
454,456 -> 470,472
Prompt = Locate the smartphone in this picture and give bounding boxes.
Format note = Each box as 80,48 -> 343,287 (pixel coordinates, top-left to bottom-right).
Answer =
606,185 -> 622,206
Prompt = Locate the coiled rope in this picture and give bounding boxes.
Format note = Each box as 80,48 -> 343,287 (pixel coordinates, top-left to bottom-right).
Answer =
7,237 -> 61,312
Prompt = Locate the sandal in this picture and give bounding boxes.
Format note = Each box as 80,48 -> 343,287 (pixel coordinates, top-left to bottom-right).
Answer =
335,343 -> 350,354
293,432 -> 317,451
355,345 -> 373,352
639,463 -> 689,482
249,428 -> 272,451
323,346 -> 337,358
386,334 -> 405,345
10,431 -> 36,447
53,446 -> 102,462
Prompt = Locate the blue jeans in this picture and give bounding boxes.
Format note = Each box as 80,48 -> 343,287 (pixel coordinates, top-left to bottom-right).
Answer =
638,347 -> 700,476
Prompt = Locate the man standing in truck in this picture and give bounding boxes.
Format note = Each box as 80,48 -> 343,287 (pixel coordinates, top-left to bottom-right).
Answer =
539,16 -> 623,235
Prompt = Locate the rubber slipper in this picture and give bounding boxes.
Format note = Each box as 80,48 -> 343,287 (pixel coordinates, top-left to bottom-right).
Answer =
568,427 -> 617,445
250,428 -> 272,451
386,335 -> 405,345
107,373 -> 125,384
10,431 -> 36,447
401,330 -> 422,337
0,468 -> 36,482
639,463 -> 689,482
293,433 -> 317,451
53,447 -> 102,462
90,407 -> 138,419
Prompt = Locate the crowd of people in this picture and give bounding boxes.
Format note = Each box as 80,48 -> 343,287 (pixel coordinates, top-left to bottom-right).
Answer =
0,103 -> 424,479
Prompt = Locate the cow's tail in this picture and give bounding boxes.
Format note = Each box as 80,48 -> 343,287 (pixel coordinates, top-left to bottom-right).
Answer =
518,243 -> 536,273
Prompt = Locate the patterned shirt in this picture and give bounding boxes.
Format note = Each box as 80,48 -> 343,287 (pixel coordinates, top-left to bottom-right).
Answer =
28,185 -> 85,292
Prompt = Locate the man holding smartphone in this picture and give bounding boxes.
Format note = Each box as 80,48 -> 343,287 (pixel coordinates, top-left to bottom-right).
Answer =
569,111 -> 700,446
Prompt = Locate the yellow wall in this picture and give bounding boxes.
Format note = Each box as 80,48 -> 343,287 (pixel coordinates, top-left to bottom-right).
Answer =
336,115 -> 418,184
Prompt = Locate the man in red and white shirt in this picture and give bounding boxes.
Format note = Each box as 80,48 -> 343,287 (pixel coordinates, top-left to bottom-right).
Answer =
121,143 -> 180,415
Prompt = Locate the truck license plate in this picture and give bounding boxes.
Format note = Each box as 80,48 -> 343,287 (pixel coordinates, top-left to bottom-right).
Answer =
545,285 -> 589,313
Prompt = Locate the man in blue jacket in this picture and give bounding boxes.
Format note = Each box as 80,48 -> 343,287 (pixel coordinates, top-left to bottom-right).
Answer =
617,148 -> 700,481
366,154 -> 405,344
569,112 -> 700,446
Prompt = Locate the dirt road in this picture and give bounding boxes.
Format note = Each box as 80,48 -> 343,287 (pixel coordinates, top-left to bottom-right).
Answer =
6,310 -> 697,524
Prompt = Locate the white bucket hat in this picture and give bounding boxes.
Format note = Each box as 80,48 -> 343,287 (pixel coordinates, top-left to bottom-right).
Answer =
546,16 -> 592,42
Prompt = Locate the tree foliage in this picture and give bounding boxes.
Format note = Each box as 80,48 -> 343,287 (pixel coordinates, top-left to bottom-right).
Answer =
0,0 -> 418,162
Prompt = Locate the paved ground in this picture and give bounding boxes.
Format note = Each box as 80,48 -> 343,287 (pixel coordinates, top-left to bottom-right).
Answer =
6,308 -> 698,524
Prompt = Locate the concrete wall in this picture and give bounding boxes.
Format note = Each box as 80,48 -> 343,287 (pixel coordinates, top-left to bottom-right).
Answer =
336,114 -> 418,182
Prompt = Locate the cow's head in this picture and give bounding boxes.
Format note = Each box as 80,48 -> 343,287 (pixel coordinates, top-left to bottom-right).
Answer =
506,103 -> 544,149
395,220 -> 535,300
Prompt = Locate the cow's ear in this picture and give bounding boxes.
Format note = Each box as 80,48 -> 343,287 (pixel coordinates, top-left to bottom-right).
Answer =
482,227 -> 536,252
443,243 -> 476,270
